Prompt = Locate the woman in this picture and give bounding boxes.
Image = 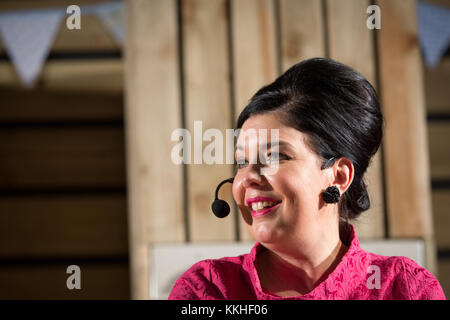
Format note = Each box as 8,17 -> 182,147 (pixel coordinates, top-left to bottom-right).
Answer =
168,58 -> 446,300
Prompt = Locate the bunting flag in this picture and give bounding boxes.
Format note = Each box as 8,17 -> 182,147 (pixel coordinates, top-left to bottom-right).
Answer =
1,1 -> 449,86
0,1 -> 124,88
84,2 -> 124,45
417,1 -> 450,68
0,9 -> 64,87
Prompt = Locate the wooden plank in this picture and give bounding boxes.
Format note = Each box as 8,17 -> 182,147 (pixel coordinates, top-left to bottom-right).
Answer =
327,0 -> 384,239
124,0 -> 184,299
231,0 -> 278,241
428,123 -> 450,180
0,262 -> 129,299
0,126 -> 125,190
328,0 -> 374,81
232,0 -> 278,111
42,59 -> 123,92
424,58 -> 450,114
0,59 -> 123,92
432,190 -> 450,250
0,89 -> 123,123
376,0 -> 433,239
279,0 -> 325,71
182,0 -> 235,241
376,0 -> 437,275
0,194 -> 127,258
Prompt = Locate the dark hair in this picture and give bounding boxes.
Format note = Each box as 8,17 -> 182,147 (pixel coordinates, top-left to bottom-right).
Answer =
236,57 -> 383,221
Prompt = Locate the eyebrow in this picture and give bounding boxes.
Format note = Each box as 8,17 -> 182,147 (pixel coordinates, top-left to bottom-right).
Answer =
235,141 -> 291,151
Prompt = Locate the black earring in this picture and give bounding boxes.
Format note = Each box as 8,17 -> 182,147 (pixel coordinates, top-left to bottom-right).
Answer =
322,186 -> 340,203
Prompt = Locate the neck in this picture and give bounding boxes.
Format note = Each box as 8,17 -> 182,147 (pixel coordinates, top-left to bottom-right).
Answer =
257,226 -> 349,296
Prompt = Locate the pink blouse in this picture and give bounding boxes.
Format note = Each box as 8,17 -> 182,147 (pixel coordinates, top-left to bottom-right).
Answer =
168,225 -> 446,300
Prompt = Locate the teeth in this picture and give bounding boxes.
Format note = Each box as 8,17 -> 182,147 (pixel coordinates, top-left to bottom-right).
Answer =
251,201 -> 278,212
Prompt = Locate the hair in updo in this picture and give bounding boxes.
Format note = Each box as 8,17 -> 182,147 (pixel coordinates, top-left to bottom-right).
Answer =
236,57 -> 383,221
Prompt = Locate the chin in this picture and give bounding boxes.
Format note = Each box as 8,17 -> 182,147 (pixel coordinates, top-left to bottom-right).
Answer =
251,221 -> 281,244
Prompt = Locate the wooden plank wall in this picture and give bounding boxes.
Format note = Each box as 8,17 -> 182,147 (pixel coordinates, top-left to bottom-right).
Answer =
0,1 -> 129,299
183,0 -> 235,242
377,0 -> 433,240
422,0 -> 450,297
125,0 -> 184,300
327,0 -> 385,239
125,0 -> 448,299
125,0 -> 408,299
376,0 -> 437,275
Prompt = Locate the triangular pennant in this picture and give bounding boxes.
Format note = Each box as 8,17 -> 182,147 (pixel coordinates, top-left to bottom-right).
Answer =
0,9 -> 64,87
417,1 -> 450,68
83,1 -> 124,45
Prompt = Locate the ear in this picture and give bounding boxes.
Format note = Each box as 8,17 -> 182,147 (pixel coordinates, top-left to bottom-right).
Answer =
331,157 -> 354,194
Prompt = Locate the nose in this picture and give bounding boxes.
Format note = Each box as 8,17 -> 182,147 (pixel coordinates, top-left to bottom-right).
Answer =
241,164 -> 266,189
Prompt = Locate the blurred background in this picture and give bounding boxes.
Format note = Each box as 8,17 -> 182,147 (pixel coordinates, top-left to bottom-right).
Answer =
0,0 -> 449,299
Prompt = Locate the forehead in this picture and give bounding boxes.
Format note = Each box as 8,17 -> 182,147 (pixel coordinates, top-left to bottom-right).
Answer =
237,113 -> 306,146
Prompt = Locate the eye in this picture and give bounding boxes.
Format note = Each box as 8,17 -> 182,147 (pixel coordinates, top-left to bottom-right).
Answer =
236,158 -> 248,169
266,152 -> 289,164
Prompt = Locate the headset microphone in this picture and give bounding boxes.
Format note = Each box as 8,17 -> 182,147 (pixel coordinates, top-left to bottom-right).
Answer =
211,177 -> 234,218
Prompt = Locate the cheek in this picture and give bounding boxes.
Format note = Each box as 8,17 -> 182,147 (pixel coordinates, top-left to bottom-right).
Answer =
232,174 -> 245,205
232,173 -> 253,226
269,167 -> 301,191
275,166 -> 323,205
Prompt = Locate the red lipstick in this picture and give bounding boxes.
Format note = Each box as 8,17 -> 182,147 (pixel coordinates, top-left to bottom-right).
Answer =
251,203 -> 281,218
246,196 -> 282,218
246,196 -> 280,207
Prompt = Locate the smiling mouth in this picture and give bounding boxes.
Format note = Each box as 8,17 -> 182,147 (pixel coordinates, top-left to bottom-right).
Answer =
246,197 -> 282,217
250,200 -> 280,212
